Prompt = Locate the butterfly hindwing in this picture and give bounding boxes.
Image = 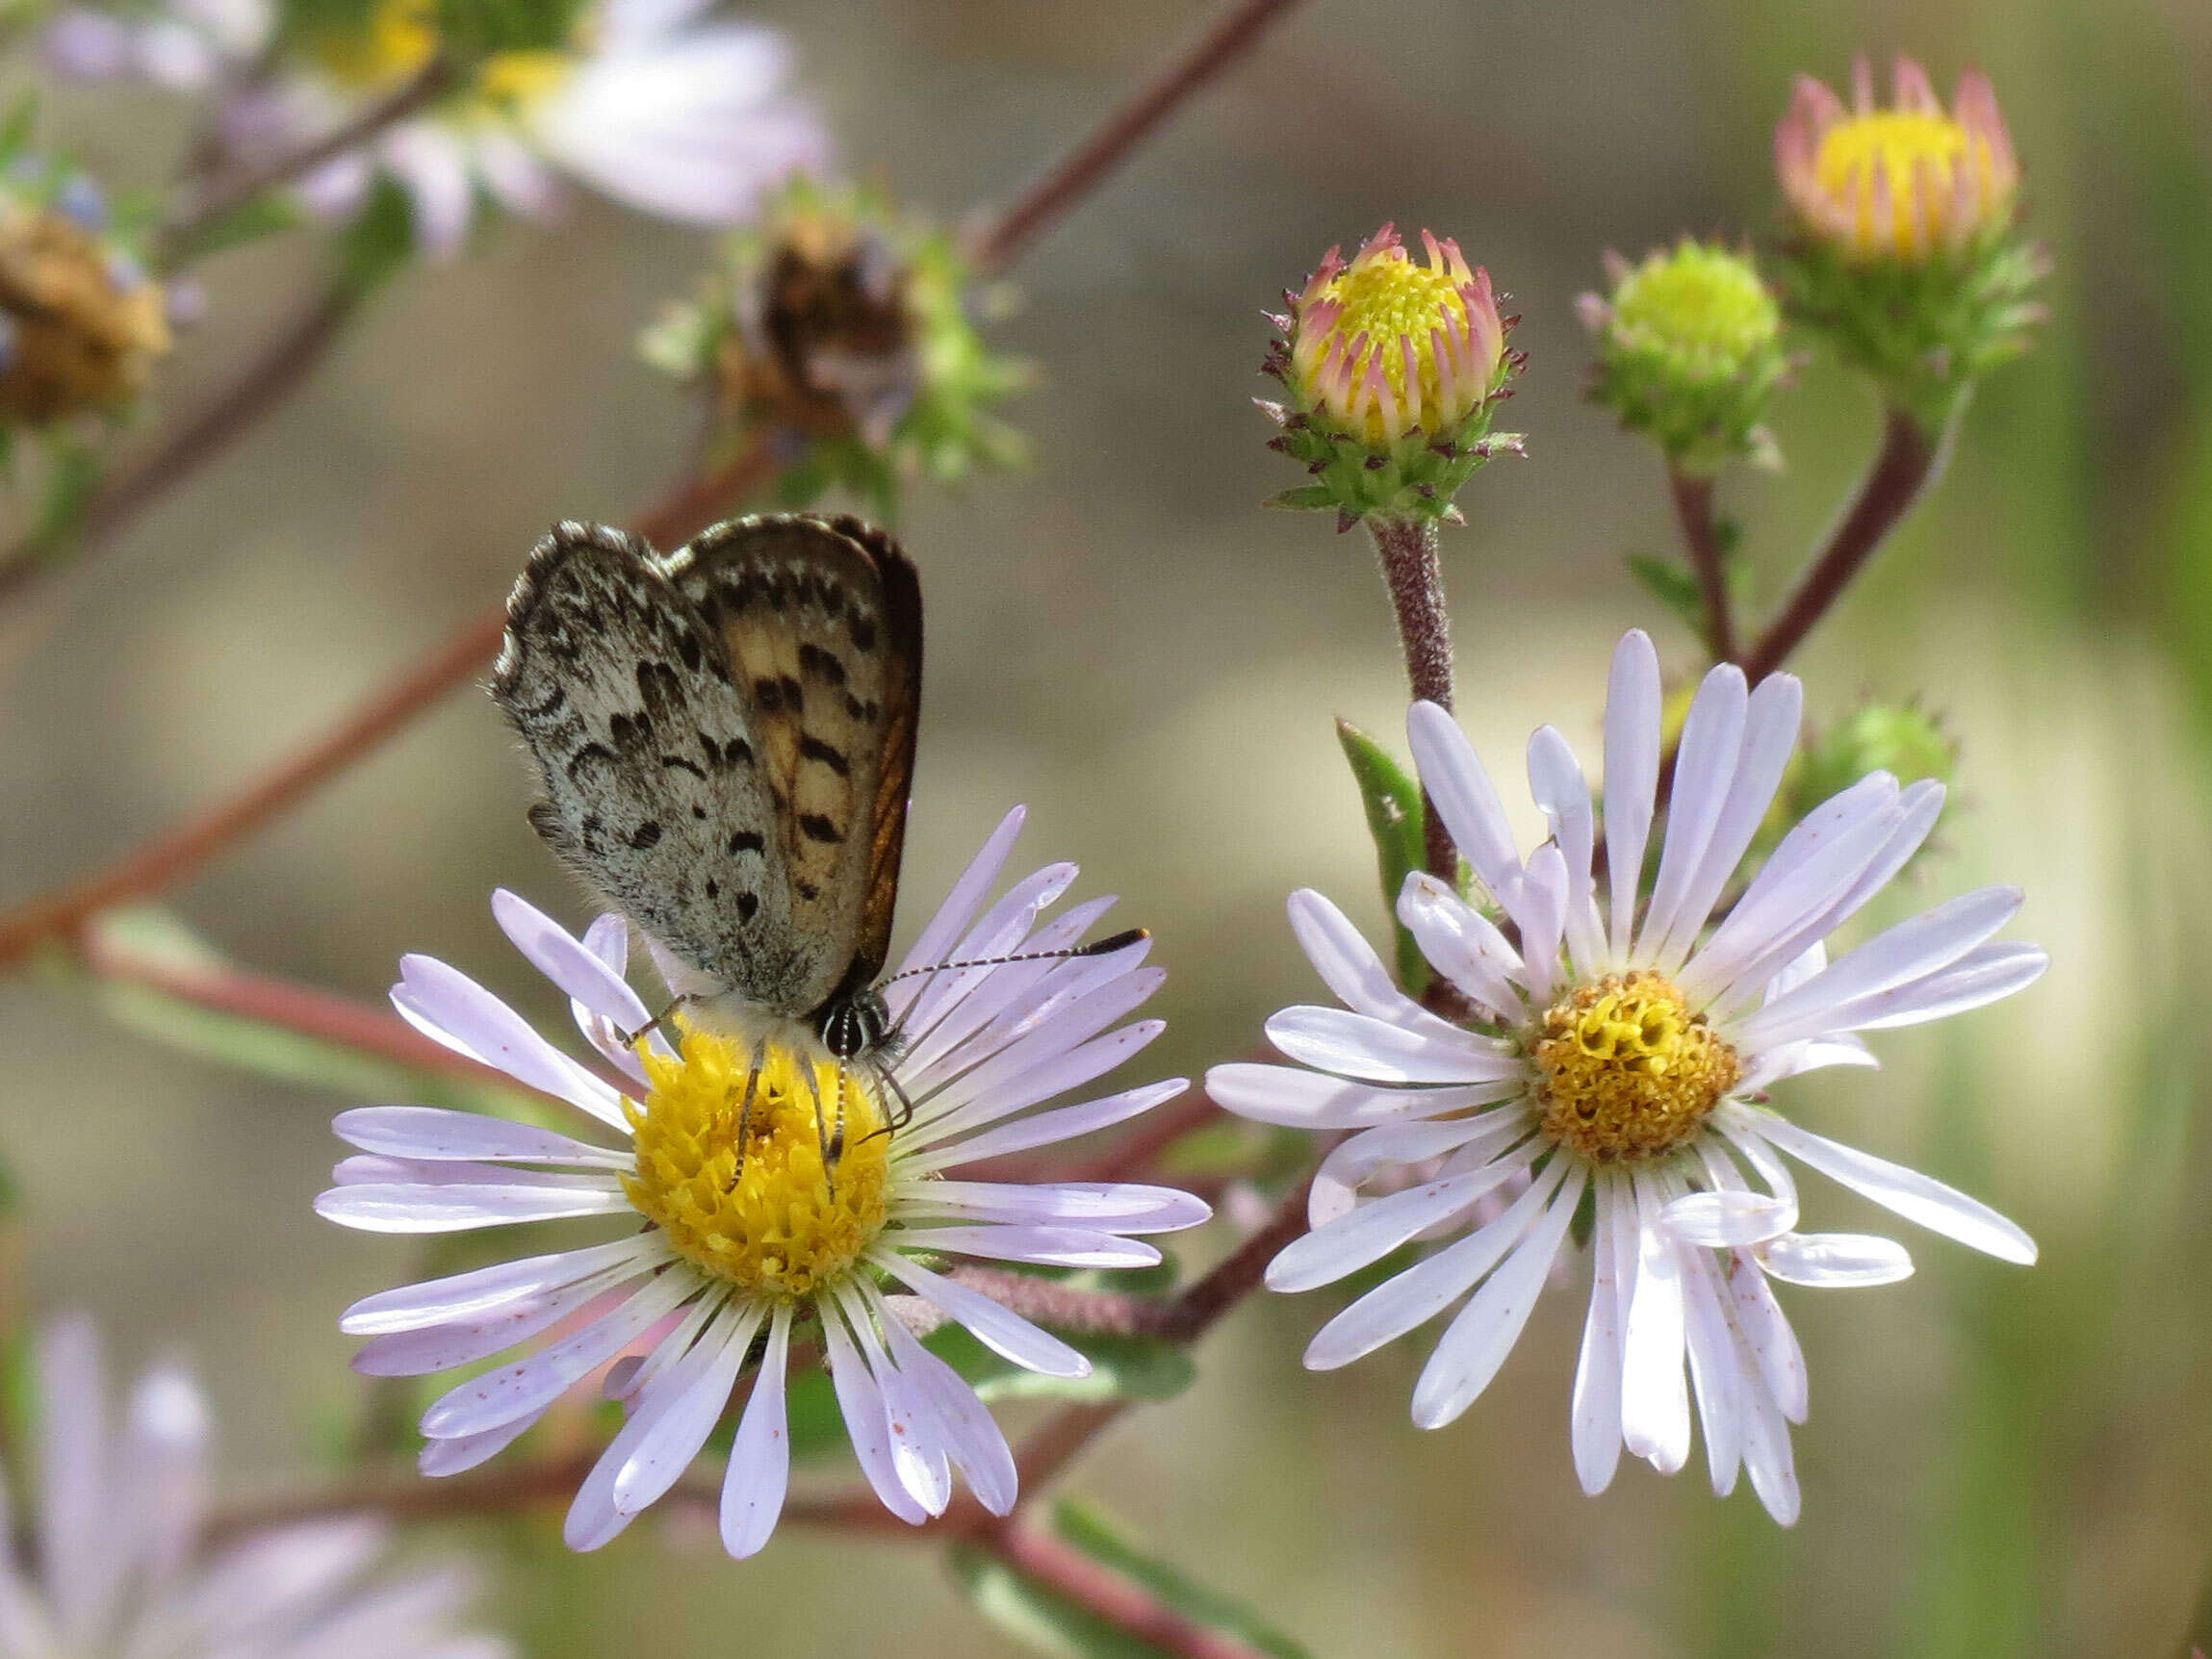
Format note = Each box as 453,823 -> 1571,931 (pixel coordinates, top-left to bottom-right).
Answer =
491,522 -> 813,1008
661,514 -> 923,1008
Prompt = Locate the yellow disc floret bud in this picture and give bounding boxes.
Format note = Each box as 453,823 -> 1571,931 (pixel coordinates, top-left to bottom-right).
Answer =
1531,972 -> 1739,1163
624,1022 -> 891,1299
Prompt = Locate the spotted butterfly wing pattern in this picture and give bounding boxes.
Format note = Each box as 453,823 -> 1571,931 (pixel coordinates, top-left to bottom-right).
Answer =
491,515 -> 922,1025
663,514 -> 923,1010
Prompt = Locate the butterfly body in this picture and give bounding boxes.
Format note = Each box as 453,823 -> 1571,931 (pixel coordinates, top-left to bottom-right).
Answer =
492,514 -> 922,1065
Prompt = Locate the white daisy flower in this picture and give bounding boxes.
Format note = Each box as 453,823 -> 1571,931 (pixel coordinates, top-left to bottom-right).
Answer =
0,1314 -> 508,1659
1207,629 -> 2045,1523
47,0 -> 827,258
316,806 -> 1209,1557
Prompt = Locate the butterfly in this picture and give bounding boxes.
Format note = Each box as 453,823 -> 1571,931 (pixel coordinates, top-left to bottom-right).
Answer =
491,513 -> 924,1075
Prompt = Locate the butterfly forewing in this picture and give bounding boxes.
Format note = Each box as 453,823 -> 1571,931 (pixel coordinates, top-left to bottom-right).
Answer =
663,515 -> 922,1008
492,515 -> 922,1031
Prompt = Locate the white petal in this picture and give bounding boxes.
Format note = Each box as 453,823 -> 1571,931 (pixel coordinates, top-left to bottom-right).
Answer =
1570,1170 -> 1625,1493
1659,1188 -> 1797,1248
1677,1245 -> 1746,1494
1805,943 -> 2048,1036
893,1181 -> 1208,1233
721,1306 -> 792,1557
314,1179 -> 631,1234
1302,1161 -> 1569,1370
1267,1138 -> 1541,1293
419,1416 -> 537,1476
1204,1063 -> 1523,1130
835,1286 -> 951,1517
390,955 -> 627,1128
1732,1107 -> 2037,1263
1286,888 -> 1467,1038
891,808 -> 1026,983
1265,1001 -> 1516,1086
908,1079 -> 1185,1170
879,1312 -> 1016,1516
870,1251 -> 1088,1377
912,1022 -> 1166,1146
1724,1248 -> 1808,1422
333,1107 -> 628,1167
1517,845 -> 1568,1002
911,972 -> 1165,1137
39,1315 -> 111,1646
1620,1178 -> 1691,1472
341,1237 -> 662,1334
1307,1110 -> 1530,1226
1406,701 -> 1523,909
890,1225 -> 1161,1270
1410,1166 -> 1585,1428
609,1305 -> 754,1515
1604,630 -> 1663,957
350,1264 -> 647,1376
818,1301 -> 930,1525
382,121 -> 476,259
1527,724 -> 1607,972
1395,874 -> 1528,1022
491,889 -> 652,1031
418,1271 -> 696,1440
1758,1232 -> 1914,1286
1652,672 -> 1802,970
1637,662 -> 1747,960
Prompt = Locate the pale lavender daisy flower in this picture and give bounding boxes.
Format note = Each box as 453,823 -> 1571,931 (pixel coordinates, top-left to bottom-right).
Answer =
1208,629 -> 2044,1523
47,0 -> 827,258
317,807 -> 1207,1556
0,1314 -> 507,1659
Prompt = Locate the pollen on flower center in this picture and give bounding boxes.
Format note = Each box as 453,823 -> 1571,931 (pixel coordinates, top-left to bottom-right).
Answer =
623,1023 -> 891,1298
1530,972 -> 1738,1162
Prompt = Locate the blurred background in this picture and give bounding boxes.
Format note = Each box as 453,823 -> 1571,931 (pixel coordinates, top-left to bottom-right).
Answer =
5,0 -> 2212,1652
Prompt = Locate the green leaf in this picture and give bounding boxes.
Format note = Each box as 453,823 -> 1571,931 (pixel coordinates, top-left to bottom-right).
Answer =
33,442 -> 104,552
1053,1501 -> 1316,1659
1626,551 -> 1707,638
166,191 -> 308,265
1262,484 -> 1339,512
949,1543 -> 1170,1659
435,0 -> 583,57
1335,718 -> 1428,995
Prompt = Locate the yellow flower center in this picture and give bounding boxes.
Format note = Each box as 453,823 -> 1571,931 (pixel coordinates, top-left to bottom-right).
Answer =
623,1024 -> 891,1299
312,0 -> 437,89
1610,243 -> 1780,382
1531,972 -> 1738,1162
312,0 -> 575,111
1307,250 -> 1471,443
1813,111 -> 1998,258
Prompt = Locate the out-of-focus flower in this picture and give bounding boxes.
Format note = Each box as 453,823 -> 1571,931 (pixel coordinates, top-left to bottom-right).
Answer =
0,166 -> 172,426
1260,223 -> 1521,528
1776,57 -> 2017,263
641,179 -> 1026,516
316,809 -> 1208,1558
1579,240 -> 1790,475
47,0 -> 827,259
1770,57 -> 2044,428
1,1314 -> 510,1658
1207,631 -> 2044,1524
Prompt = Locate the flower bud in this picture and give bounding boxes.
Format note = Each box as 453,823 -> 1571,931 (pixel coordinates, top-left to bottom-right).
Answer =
1579,240 -> 1788,475
1259,223 -> 1521,528
1771,58 -> 2044,430
0,167 -> 172,428
641,180 -> 1024,514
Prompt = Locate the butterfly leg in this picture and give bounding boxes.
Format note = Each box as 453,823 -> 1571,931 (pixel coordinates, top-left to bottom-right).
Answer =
623,992 -> 703,1050
721,1038 -> 768,1195
801,1062 -> 838,1197
854,1062 -> 917,1149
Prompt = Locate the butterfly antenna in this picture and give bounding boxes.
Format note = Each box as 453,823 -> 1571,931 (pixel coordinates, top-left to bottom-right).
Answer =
721,1039 -> 767,1195
853,1059 -> 917,1151
881,928 -> 1152,1057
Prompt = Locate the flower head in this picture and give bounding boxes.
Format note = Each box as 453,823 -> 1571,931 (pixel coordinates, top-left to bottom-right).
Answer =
0,167 -> 172,426
641,179 -> 1026,517
1,1314 -> 509,1658
1777,57 -> 2019,263
1260,224 -> 1522,527
1579,240 -> 1790,473
317,808 -> 1207,1556
1208,632 -> 2045,1522
49,0 -> 827,258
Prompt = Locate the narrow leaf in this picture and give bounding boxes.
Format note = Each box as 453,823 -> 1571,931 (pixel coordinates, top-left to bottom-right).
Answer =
1054,1501 -> 1317,1659
1335,719 -> 1429,994
1626,552 -> 1707,637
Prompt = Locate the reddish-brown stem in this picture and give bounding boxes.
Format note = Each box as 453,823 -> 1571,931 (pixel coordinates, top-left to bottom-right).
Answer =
0,281 -> 362,609
1738,406 -> 1941,682
1667,468 -> 1737,663
966,0 -> 1306,273
80,922 -> 517,1089
157,60 -> 456,264
967,1519 -> 1277,1659
944,1268 -> 1182,1338
1366,515 -> 1458,883
0,437 -> 779,971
